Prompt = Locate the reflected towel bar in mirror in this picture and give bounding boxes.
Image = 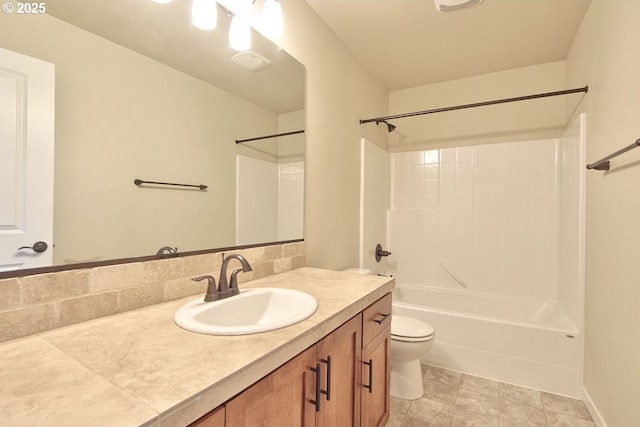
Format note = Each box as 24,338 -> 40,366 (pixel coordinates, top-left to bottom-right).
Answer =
586,139 -> 640,171
134,179 -> 207,190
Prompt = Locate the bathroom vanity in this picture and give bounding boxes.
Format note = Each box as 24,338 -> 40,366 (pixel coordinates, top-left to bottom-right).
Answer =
0,268 -> 393,427
195,292 -> 392,427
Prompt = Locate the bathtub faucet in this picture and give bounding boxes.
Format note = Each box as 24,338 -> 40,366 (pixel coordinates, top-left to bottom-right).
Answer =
375,244 -> 392,262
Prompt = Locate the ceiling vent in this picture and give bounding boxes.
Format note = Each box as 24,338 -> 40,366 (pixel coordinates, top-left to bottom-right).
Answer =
434,0 -> 483,12
230,51 -> 272,72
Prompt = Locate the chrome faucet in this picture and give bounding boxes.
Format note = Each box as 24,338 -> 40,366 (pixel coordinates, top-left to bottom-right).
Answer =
191,254 -> 253,302
218,254 -> 253,297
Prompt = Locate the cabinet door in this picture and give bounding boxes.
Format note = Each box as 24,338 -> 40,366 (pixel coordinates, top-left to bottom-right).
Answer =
315,314 -> 362,427
189,406 -> 225,427
361,326 -> 391,427
226,346 -> 317,427
362,294 -> 391,346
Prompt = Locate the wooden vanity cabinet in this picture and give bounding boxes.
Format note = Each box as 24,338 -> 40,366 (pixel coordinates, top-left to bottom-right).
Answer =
361,293 -> 392,427
224,315 -> 362,427
189,406 -> 225,427
226,346 -> 317,427
315,314 -> 362,427
190,294 -> 391,427
361,326 -> 391,427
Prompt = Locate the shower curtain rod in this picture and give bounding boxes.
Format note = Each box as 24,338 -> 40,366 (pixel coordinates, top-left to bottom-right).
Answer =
360,86 -> 588,124
235,129 -> 305,144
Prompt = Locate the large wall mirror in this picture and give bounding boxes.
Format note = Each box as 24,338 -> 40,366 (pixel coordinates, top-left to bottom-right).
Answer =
0,0 -> 305,277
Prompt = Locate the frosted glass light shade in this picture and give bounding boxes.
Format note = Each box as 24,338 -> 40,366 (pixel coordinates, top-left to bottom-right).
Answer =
236,0 -> 254,13
230,16 -> 251,51
152,0 -> 172,4
192,0 -> 217,30
261,0 -> 283,40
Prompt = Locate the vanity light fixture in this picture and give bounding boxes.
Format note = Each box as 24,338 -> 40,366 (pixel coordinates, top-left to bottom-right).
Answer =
192,0 -> 218,30
154,0 -> 284,50
261,0 -> 283,40
236,0 -> 254,14
229,15 -> 251,51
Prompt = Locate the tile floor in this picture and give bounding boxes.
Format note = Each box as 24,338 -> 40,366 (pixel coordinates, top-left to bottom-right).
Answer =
386,364 -> 595,427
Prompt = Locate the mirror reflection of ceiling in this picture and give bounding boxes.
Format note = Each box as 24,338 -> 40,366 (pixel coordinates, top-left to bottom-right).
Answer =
1,0 -> 305,277
43,0 -> 304,114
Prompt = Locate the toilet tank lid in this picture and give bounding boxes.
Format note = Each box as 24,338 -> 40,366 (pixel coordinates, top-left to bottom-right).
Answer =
392,315 -> 434,338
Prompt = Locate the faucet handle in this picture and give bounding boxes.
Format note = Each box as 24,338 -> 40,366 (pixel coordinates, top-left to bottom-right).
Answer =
192,275 -> 218,302
228,268 -> 245,296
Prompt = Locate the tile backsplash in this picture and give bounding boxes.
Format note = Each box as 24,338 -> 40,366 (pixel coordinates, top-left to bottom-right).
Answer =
0,242 -> 305,343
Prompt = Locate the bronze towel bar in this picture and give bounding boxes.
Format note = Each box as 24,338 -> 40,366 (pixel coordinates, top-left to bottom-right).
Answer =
134,179 -> 207,190
586,139 -> 640,171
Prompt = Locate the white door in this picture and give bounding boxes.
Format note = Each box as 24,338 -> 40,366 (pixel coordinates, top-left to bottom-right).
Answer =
0,47 -> 55,272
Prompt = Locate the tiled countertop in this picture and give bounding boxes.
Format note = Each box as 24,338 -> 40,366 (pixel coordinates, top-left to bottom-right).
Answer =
0,267 -> 394,427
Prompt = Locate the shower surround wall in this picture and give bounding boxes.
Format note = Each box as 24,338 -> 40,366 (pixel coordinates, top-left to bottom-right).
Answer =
389,138 -> 579,322
236,156 -> 304,245
384,122 -> 585,395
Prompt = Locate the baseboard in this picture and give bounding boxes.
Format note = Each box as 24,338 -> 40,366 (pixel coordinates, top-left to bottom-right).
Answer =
582,386 -> 607,427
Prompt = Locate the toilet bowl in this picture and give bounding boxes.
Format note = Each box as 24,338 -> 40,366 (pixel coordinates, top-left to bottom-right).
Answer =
390,315 -> 435,400
340,268 -> 435,400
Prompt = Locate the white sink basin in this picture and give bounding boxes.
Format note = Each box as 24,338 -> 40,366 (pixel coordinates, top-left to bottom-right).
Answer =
174,287 -> 318,335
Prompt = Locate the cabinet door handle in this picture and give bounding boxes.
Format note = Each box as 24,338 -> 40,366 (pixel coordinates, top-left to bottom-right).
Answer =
310,363 -> 322,412
363,359 -> 373,393
320,355 -> 331,401
374,313 -> 390,324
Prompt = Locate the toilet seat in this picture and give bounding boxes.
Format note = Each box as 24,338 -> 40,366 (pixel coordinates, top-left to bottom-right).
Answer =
391,315 -> 434,342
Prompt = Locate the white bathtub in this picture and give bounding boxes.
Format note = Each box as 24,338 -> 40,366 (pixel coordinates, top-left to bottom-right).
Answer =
392,285 -> 583,397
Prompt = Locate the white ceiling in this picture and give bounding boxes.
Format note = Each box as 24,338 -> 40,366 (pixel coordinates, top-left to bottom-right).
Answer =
306,0 -> 591,91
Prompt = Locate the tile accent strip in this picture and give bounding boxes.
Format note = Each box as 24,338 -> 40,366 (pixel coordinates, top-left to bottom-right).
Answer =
0,242 -> 305,343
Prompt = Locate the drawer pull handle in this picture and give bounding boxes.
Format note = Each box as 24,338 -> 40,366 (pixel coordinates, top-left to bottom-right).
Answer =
310,363 -> 322,412
374,313 -> 390,324
364,359 -> 373,393
320,356 -> 332,401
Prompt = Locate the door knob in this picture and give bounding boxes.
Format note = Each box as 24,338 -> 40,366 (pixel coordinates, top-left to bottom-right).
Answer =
18,241 -> 48,253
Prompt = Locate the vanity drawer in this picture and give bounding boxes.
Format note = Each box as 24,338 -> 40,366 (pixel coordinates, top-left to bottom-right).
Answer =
362,293 -> 392,347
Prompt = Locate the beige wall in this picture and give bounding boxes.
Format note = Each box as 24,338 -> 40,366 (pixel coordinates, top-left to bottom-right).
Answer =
277,110 -> 305,161
388,61 -> 572,151
218,0 -> 389,269
0,10 -> 281,264
566,2 -> 640,425
276,0 -> 389,270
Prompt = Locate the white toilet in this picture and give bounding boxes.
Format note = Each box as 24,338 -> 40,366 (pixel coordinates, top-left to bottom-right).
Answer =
341,268 -> 435,400
390,315 -> 435,400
